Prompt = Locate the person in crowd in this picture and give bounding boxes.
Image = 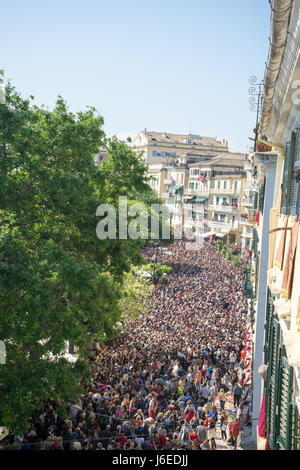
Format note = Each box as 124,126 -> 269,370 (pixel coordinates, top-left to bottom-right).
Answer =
13,240 -> 248,451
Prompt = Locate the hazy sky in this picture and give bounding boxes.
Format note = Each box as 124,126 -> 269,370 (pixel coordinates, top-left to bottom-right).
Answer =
1,0 -> 270,152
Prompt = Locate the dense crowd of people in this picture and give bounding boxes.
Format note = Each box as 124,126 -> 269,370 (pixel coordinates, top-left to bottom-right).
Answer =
11,240 -> 250,450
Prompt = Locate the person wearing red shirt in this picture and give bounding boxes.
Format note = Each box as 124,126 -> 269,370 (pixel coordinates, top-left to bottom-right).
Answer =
189,432 -> 199,443
229,419 -> 241,450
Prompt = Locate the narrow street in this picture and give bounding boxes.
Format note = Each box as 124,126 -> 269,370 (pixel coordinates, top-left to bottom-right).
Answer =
66,240 -> 249,450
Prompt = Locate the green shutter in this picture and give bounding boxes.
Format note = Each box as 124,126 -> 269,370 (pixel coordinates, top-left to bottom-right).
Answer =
251,228 -> 258,254
266,317 -> 280,449
264,287 -> 274,363
253,191 -> 258,210
296,183 -> 300,220
277,352 -> 293,450
255,252 -> 260,297
250,299 -> 255,325
290,126 -> 300,215
292,405 -> 300,450
259,177 -> 266,213
280,142 -> 292,215
245,268 -> 253,298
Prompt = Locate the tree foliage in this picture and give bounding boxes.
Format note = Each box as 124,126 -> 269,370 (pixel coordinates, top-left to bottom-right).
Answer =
118,269 -> 153,324
0,75 -> 163,434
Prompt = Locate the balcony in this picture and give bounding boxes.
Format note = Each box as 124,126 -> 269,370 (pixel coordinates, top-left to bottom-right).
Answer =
207,220 -> 238,231
239,215 -> 256,225
244,162 -> 253,171
242,197 -> 254,207
193,204 -> 205,213
211,187 -> 238,195
166,202 -> 183,216
186,188 -> 209,197
208,204 -> 239,213
242,225 -> 253,237
164,178 -> 175,185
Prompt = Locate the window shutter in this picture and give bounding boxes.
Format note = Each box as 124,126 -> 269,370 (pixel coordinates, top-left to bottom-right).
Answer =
296,183 -> 300,221
277,352 -> 293,449
251,228 -> 258,254
253,191 -> 258,210
264,287 -> 274,363
245,268 -> 253,299
292,405 -> 300,450
266,317 -> 280,449
254,252 -> 259,297
290,126 -> 300,216
259,177 -> 266,213
280,142 -> 292,215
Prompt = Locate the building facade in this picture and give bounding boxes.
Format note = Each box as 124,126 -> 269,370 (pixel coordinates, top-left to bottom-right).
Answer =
247,0 -> 300,450
145,148 -> 247,245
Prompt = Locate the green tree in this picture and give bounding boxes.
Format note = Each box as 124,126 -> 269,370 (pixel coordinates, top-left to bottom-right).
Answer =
0,76 -> 155,434
118,268 -> 153,323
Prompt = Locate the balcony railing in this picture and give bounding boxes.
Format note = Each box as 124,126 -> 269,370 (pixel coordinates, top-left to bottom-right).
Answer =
166,202 -> 183,215
164,178 -> 175,185
210,187 -> 238,195
193,204 -> 205,213
239,215 -> 256,224
207,220 -> 238,230
242,197 -> 254,206
186,189 -> 209,196
208,204 -> 238,213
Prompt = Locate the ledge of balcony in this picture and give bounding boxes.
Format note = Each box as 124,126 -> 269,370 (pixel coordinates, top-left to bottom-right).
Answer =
255,151 -> 278,166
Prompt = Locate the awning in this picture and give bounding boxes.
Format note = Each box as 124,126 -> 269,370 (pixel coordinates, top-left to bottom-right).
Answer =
215,233 -> 226,238
194,196 -> 207,202
183,195 -> 194,200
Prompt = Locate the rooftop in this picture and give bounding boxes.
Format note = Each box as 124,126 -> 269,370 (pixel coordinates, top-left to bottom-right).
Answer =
136,130 -> 228,148
189,153 -> 246,168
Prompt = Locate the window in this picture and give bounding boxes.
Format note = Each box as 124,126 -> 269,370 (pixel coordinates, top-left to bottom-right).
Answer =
277,353 -> 293,449
217,181 -> 221,189
234,181 -> 238,191
280,127 -> 300,215
224,181 -> 227,189
290,128 -> 300,215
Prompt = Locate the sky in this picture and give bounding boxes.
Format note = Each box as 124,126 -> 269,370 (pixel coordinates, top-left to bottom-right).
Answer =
1,0 -> 271,153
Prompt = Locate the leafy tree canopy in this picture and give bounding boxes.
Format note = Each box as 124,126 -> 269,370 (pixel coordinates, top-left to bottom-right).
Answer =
0,73 -> 167,434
